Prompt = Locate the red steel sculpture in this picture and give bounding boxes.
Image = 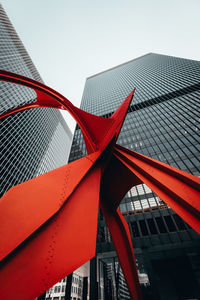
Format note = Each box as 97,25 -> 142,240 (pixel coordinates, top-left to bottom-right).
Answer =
0,70 -> 200,300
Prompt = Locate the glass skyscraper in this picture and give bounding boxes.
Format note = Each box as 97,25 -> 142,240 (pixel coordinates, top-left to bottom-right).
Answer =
69,53 -> 200,299
0,4 -> 72,197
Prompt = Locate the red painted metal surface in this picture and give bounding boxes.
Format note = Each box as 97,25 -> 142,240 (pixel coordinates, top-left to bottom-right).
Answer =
0,70 -> 133,154
100,202 -> 143,300
114,144 -> 200,234
0,167 -> 102,300
0,152 -> 100,261
0,70 -> 200,299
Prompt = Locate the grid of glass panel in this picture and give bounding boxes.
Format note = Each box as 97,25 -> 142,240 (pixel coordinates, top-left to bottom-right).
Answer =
68,53 -> 200,298
0,4 -> 72,196
81,53 -> 200,116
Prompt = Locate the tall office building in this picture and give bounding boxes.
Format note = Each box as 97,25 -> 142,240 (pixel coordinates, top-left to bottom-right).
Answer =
0,4 -> 72,197
69,53 -> 200,299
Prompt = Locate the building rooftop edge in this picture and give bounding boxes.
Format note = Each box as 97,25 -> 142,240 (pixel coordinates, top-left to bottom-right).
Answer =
86,53 -> 152,80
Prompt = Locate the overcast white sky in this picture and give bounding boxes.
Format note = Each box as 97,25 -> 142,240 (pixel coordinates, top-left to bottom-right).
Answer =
1,0 -> 200,131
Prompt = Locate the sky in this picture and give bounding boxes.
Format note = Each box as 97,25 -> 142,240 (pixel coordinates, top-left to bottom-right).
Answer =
1,0 -> 200,131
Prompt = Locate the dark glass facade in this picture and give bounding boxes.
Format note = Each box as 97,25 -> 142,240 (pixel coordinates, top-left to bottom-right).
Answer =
0,4 -> 72,197
69,53 -> 200,299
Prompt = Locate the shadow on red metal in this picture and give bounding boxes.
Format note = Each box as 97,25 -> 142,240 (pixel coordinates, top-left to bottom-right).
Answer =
0,70 -> 200,300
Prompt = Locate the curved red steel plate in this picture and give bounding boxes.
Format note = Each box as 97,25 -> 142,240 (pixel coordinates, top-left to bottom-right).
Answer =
114,144 -> 200,234
0,70 -> 134,154
100,202 -> 143,300
0,151 -> 100,261
1,70 -> 200,300
0,167 -> 101,299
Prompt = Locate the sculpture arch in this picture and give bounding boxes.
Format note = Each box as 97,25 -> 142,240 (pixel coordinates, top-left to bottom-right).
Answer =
0,70 -> 199,300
